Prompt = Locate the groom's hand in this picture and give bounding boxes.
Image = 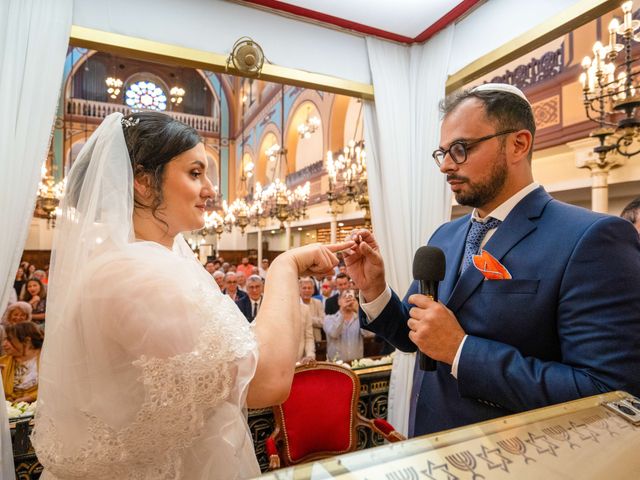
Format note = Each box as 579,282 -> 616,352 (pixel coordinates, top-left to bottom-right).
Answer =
343,229 -> 386,302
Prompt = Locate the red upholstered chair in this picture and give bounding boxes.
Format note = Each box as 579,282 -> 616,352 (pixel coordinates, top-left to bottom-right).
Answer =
265,361 -> 405,469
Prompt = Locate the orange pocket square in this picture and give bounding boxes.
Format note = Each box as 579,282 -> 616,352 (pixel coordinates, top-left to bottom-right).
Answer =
472,250 -> 512,280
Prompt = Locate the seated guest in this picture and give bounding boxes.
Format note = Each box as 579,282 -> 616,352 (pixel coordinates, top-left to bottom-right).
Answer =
324,272 -> 350,315
299,277 -> 325,341
223,272 -> 248,304
204,261 -> 217,275
236,256 -> 254,278
20,278 -> 46,325
236,271 -> 247,292
259,258 -> 269,278
298,303 -> 316,363
238,275 -> 264,322
323,290 -> 374,362
0,322 -> 44,403
621,197 -> 640,233
213,270 -> 225,290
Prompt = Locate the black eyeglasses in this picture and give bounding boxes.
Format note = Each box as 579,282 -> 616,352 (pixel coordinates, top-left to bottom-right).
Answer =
432,129 -> 517,167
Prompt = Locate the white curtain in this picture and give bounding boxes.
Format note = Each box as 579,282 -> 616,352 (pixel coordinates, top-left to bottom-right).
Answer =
0,1 -> 73,478
365,26 -> 454,436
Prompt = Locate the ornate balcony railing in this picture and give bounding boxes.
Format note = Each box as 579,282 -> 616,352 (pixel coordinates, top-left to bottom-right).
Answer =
66,98 -> 219,134
285,160 -> 325,187
489,46 -> 564,90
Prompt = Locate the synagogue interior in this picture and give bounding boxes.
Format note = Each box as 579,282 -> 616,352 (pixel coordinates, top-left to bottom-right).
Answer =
3,0 -> 640,478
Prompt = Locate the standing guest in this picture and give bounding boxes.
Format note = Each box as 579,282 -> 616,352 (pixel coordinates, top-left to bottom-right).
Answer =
345,84 -> 640,437
324,272 -> 350,315
324,290 -> 374,362
259,258 -> 270,278
0,302 -> 33,354
1,302 -> 32,326
250,266 -> 260,276
228,264 -> 237,273
27,264 -> 36,278
298,303 -> 316,363
204,261 -> 217,275
32,269 -> 48,285
318,277 -> 334,308
21,278 -> 46,325
238,275 -> 264,322
223,272 -> 247,304
236,257 -> 254,278
621,197 -> 640,233
0,322 -> 44,403
14,267 -> 27,298
299,277 -> 325,342
212,270 -> 225,290
30,111 -> 349,478
236,272 -> 247,292
221,262 -> 231,273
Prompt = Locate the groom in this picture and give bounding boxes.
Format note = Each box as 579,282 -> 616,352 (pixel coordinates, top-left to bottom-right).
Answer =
345,84 -> 640,437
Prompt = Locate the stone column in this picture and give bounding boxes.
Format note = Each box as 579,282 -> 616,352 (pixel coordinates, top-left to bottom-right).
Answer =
570,138 -> 625,214
330,214 -> 338,244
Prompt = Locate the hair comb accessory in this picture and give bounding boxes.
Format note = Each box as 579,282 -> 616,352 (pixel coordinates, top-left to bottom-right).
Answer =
121,116 -> 139,129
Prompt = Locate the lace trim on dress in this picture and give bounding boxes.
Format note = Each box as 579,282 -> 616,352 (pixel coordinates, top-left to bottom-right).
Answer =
31,287 -> 256,479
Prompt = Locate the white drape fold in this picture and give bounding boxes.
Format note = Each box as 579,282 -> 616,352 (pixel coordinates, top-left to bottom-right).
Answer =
364,26 -> 454,436
0,1 -> 73,478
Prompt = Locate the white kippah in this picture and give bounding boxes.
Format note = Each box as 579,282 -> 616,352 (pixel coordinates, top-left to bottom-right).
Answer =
470,83 -> 530,105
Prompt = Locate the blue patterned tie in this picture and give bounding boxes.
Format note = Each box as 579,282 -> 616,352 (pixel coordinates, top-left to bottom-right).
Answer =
462,217 -> 501,273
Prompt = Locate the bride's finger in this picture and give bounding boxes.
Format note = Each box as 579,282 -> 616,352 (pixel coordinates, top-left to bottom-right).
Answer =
325,241 -> 356,254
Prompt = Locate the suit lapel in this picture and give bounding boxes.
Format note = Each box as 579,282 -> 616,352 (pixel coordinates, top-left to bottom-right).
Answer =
446,187 -> 552,313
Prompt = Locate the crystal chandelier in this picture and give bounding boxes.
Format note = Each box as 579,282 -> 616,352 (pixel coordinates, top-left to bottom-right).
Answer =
326,139 -> 370,227
265,143 -> 280,162
297,106 -> 320,139
169,86 -> 185,105
105,77 -> 123,99
255,179 -> 309,227
37,163 -> 66,228
579,1 -> 640,162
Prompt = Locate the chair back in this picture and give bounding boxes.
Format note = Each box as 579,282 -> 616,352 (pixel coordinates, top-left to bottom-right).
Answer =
273,362 -> 360,465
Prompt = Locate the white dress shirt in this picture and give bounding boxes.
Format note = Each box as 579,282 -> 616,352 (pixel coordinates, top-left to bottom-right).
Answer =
361,182 -> 540,378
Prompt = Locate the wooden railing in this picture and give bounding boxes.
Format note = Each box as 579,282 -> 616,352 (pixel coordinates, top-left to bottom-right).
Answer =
66,98 -> 219,134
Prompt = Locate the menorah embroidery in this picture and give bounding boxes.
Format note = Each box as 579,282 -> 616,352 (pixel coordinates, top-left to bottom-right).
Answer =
497,436 -> 536,464
542,425 -> 580,450
446,451 -> 485,480
584,414 -> 618,438
385,466 -> 419,480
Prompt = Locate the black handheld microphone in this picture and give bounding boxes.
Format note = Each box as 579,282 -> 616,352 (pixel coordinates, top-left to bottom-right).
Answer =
412,246 -> 446,371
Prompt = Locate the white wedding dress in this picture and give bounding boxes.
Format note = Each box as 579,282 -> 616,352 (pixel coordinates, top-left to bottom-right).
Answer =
31,113 -> 261,479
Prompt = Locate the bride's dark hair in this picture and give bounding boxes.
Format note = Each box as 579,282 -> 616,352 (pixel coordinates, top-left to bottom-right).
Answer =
122,111 -> 202,220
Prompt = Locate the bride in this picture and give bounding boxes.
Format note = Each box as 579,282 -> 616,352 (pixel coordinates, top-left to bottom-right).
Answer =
31,111 -> 351,479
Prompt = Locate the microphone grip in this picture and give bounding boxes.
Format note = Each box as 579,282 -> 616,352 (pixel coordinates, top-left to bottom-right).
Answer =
418,280 -> 438,371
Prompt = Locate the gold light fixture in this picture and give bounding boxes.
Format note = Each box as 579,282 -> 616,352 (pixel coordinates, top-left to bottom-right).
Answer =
37,163 -> 66,228
169,86 -> 185,105
326,139 -> 370,227
105,77 -> 123,99
580,1 -> 640,162
297,106 -> 320,139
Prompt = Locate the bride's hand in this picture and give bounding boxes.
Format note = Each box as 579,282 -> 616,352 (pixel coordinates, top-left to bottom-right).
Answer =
279,241 -> 355,277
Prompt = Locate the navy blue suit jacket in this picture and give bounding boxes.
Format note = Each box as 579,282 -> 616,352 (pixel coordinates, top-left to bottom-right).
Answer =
362,187 -> 640,436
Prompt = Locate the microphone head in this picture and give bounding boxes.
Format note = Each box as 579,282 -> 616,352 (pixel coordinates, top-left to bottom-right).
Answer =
413,246 -> 446,281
